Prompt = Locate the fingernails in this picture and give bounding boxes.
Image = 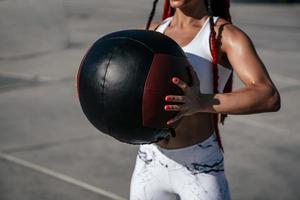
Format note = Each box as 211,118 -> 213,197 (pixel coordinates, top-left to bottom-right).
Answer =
164,105 -> 171,110
165,96 -> 171,101
167,121 -> 171,125
172,77 -> 178,83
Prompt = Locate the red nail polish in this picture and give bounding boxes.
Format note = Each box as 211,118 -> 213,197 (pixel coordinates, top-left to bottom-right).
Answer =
172,77 -> 178,83
165,96 -> 171,101
164,105 -> 170,110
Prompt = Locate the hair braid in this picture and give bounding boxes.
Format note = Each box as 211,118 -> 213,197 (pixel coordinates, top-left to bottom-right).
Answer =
207,0 -> 233,151
146,0 -> 159,30
207,0 -> 224,150
219,0 -> 233,125
162,0 -> 175,20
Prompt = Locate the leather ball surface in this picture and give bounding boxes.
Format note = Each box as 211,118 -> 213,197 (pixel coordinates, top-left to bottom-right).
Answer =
77,30 -> 192,144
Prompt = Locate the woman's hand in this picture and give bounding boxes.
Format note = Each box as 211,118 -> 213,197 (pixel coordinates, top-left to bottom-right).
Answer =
164,67 -> 208,125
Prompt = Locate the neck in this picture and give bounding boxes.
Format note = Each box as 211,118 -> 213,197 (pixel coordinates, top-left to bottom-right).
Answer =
172,1 -> 209,28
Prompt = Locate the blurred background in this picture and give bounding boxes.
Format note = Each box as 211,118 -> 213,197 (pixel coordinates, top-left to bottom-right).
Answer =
0,0 -> 299,199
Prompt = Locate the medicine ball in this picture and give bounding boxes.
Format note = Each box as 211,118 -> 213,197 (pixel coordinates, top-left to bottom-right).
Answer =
77,29 -> 192,144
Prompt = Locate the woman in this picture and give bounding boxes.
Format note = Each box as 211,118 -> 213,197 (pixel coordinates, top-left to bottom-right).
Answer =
130,0 -> 281,199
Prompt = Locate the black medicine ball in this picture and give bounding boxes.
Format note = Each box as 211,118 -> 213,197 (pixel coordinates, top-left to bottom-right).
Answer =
77,30 -> 192,144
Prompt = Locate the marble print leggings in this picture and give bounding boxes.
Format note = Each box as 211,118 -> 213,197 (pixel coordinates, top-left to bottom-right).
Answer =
130,134 -> 231,200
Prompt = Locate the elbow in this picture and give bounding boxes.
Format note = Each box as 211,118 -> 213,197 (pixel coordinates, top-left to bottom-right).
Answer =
266,87 -> 281,112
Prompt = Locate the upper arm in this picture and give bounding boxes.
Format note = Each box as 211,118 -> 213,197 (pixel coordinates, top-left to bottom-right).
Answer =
220,23 -> 276,90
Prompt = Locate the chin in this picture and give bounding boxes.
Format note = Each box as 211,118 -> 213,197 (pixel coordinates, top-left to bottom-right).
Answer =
170,0 -> 197,9
170,0 -> 187,8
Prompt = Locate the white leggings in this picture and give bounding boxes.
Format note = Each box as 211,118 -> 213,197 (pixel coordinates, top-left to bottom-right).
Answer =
130,134 -> 231,200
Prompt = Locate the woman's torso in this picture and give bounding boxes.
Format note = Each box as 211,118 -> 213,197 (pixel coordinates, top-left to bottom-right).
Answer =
154,16 -> 232,149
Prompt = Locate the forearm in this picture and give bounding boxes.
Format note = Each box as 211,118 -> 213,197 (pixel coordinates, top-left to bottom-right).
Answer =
200,85 -> 280,115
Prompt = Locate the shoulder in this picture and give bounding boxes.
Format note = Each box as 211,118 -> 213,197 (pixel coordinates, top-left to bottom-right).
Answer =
214,18 -> 254,52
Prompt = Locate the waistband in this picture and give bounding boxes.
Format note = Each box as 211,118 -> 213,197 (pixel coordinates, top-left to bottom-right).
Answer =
155,133 -> 218,154
139,133 -> 223,170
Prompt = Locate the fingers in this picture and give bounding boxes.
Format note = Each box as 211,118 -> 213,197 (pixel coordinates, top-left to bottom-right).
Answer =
164,104 -> 182,125
172,77 -> 188,92
164,105 -> 181,112
165,95 -> 186,103
167,113 -> 183,125
164,95 -> 184,125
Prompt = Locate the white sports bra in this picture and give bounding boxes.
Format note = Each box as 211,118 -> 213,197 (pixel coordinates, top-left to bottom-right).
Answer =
156,16 -> 232,94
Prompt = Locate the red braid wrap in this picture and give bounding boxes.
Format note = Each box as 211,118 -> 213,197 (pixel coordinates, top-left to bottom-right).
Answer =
209,17 -> 224,150
162,0 -> 174,20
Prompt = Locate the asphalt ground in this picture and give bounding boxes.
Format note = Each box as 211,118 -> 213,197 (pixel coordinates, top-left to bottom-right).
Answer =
0,1 -> 300,200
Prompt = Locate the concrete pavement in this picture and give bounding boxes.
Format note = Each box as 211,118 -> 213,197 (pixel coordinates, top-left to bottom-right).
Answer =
0,1 -> 300,199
